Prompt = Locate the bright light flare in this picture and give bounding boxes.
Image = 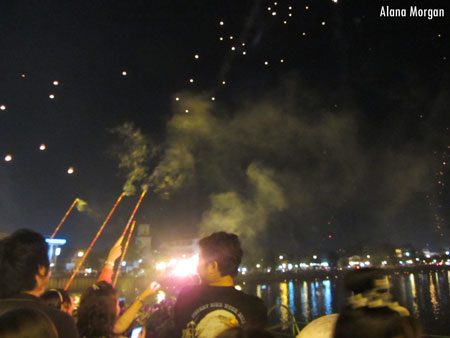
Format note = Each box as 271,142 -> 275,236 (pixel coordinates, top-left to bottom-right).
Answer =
39,144 -> 46,151
156,262 -> 167,271
4,154 -> 12,162
49,94 -> 55,99
53,80 -> 59,86
67,167 -> 74,174
157,290 -> 166,303
122,71 -> 127,76
171,254 -> 199,277
0,105 -> 6,110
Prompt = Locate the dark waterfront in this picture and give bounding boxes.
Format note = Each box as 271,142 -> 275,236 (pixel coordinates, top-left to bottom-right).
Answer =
241,270 -> 450,336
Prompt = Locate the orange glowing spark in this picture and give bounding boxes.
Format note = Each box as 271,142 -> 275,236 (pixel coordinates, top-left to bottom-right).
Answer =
50,198 -> 79,238
4,155 -> 12,162
67,167 -> 74,174
65,193 -> 125,290
113,220 -> 137,286
39,144 -> 46,151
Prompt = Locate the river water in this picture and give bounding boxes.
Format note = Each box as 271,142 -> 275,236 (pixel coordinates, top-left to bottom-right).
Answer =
241,271 -> 450,336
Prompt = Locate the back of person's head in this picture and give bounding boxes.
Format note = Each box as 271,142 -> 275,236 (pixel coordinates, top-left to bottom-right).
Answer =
215,326 -> 274,338
77,281 -> 118,338
0,229 -> 50,298
333,307 -> 419,338
199,232 -> 243,277
41,288 -> 71,311
0,308 -> 58,338
343,268 -> 385,294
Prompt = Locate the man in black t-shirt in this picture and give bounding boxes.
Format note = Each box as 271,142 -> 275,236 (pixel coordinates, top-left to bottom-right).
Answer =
174,232 -> 267,338
0,229 -> 79,338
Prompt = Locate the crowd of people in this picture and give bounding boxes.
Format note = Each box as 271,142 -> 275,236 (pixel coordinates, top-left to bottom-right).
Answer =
0,229 -> 421,338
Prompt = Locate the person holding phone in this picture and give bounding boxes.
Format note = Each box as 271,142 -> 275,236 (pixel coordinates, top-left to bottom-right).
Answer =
77,236 -> 160,338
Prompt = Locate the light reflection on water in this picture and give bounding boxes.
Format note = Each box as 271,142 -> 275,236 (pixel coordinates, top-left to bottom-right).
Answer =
323,280 -> 332,315
249,271 -> 450,335
429,274 -> 439,316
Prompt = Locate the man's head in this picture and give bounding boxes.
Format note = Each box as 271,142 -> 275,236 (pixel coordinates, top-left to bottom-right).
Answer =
197,232 -> 243,285
0,229 -> 50,298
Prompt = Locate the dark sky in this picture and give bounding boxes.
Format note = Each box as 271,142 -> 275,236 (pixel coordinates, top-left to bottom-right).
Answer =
0,0 -> 449,256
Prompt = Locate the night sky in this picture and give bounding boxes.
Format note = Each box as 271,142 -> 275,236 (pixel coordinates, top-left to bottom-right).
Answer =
0,0 -> 449,256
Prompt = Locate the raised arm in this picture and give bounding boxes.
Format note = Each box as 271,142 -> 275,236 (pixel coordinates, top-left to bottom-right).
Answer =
98,236 -> 123,283
114,281 -> 160,334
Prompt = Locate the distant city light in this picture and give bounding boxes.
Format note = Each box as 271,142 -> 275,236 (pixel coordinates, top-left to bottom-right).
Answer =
279,255 -> 283,259
55,247 -> 61,256
77,251 -> 84,257
46,238 -> 67,245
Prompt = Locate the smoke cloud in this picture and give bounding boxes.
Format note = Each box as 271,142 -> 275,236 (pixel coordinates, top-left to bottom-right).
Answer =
111,123 -> 154,196
117,78 -> 441,249
200,162 -> 286,244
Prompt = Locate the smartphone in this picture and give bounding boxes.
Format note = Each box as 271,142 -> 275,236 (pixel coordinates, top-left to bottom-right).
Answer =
130,326 -> 143,338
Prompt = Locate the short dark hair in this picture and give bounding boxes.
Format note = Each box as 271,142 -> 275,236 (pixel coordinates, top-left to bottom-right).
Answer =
41,288 -> 71,310
77,281 -> 119,338
343,268 -> 384,294
0,308 -> 58,338
0,229 -> 50,298
199,232 -> 243,277
334,307 -> 418,338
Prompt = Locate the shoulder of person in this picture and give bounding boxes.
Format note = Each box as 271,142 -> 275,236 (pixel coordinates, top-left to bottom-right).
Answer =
175,285 -> 202,305
41,304 -> 79,338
